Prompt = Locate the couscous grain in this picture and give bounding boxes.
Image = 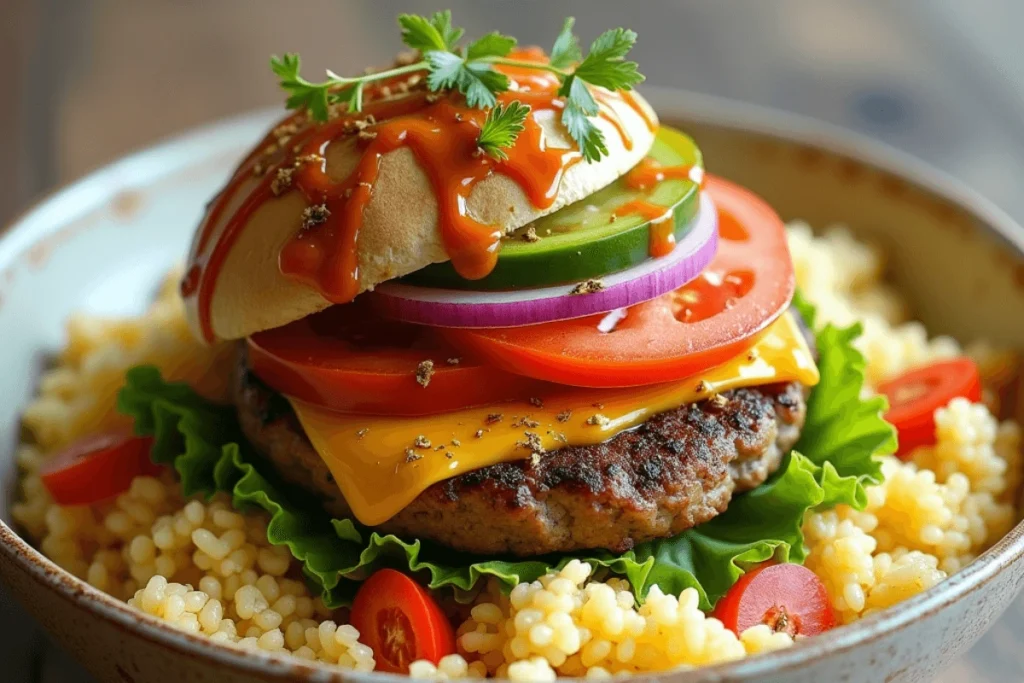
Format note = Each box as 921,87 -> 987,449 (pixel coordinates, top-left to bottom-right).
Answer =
11,227 -> 1023,679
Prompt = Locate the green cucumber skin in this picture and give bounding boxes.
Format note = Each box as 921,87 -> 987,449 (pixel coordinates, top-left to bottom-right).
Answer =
404,126 -> 704,291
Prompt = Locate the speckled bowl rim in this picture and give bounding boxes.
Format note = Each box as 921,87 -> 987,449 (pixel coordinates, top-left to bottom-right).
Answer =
2,88 -> 1024,682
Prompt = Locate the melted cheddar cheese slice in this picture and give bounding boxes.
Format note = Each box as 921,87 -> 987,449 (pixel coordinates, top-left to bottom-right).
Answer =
290,312 -> 819,525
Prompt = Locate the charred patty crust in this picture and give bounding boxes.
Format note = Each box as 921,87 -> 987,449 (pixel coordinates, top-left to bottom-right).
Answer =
234,348 -> 808,556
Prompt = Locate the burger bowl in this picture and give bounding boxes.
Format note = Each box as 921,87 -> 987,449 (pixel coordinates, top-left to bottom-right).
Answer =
1,89 -> 1023,683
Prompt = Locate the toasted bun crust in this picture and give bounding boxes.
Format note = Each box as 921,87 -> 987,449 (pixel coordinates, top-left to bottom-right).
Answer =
185,90 -> 658,341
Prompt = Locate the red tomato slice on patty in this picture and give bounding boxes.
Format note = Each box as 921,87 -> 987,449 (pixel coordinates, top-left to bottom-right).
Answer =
40,433 -> 161,506
441,175 -> 795,388
712,563 -> 836,637
877,357 -> 982,458
247,300 -> 549,415
350,569 -> 456,673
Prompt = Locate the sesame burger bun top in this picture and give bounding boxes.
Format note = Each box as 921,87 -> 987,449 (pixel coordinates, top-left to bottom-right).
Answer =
183,87 -> 658,342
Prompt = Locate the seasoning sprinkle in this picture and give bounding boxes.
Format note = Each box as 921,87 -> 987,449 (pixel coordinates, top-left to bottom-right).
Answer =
415,360 -> 435,388
517,432 -> 545,453
405,449 -> 422,463
474,429 -> 485,438
451,438 -> 461,447
529,397 -> 544,408
569,279 -> 606,295
522,226 -> 541,243
414,435 -> 432,449
446,357 -> 461,366
356,428 -> 369,439
271,167 -> 294,196
556,410 -> 572,423
586,414 -> 610,427
301,204 -> 330,230
486,413 -> 503,425
708,393 -> 729,409
295,153 -> 325,167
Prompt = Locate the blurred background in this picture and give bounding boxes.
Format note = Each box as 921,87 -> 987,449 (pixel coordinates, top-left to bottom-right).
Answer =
2,0 -> 1024,227
1,0 -> 1023,680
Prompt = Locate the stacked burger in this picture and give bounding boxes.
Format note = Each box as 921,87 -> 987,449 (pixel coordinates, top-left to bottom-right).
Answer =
119,11 -> 893,672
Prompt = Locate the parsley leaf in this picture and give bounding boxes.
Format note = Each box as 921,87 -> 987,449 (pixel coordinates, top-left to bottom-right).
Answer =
573,28 -> 644,91
477,101 -> 531,160
271,53 -> 336,122
560,77 -> 607,163
398,11 -> 463,53
467,32 -> 517,60
549,17 -> 582,68
425,50 -> 465,91
427,52 -> 509,108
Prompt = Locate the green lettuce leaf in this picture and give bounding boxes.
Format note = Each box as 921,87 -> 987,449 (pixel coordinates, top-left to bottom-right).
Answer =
116,296 -> 895,610
793,292 -> 897,509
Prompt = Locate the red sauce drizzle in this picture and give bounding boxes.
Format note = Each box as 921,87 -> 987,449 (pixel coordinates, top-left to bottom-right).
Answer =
612,200 -> 676,257
619,89 -> 659,132
624,157 -> 703,192
183,49 -> 640,342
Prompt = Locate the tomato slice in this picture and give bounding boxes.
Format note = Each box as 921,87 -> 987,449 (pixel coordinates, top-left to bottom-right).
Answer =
712,563 -> 836,637
247,301 -> 549,415
877,358 -> 982,458
349,569 -> 455,673
441,175 -> 794,388
39,432 -> 160,506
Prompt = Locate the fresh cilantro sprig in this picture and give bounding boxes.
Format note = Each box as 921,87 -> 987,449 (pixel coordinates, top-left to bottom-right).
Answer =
477,101 -> 531,160
271,11 -> 645,162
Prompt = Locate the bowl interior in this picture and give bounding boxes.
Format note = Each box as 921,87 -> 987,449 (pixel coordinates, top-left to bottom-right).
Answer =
2,98 -> 1024,682
0,111 -> 278,517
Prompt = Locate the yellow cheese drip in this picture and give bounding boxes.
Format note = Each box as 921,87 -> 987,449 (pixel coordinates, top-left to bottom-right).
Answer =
290,312 -> 819,525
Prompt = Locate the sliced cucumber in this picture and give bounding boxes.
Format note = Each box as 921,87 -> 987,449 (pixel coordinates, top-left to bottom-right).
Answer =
403,126 -> 704,291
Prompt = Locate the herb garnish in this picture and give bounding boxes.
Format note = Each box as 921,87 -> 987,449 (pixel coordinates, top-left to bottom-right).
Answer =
477,101 -> 531,160
270,11 -> 644,162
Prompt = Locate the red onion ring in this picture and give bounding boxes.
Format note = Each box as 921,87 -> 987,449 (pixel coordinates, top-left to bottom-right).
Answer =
370,194 -> 718,328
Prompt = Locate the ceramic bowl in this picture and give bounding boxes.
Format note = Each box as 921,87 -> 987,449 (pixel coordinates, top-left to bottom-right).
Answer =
2,89 -> 1024,683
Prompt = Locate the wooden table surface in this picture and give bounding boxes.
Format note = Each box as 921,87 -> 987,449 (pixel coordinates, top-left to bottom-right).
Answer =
2,1 -> 1024,680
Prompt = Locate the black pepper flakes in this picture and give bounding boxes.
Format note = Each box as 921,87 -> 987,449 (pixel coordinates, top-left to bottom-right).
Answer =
486,413 -> 503,425
556,410 -> 572,423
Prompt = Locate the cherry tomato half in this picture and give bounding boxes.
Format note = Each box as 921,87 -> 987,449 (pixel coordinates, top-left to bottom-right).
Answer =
877,358 -> 982,458
712,563 -> 836,637
39,432 -> 160,506
247,300 -> 550,415
349,569 -> 456,673
441,175 -> 795,388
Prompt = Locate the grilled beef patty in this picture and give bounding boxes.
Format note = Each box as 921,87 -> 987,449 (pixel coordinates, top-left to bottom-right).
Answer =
234,348 -> 808,556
